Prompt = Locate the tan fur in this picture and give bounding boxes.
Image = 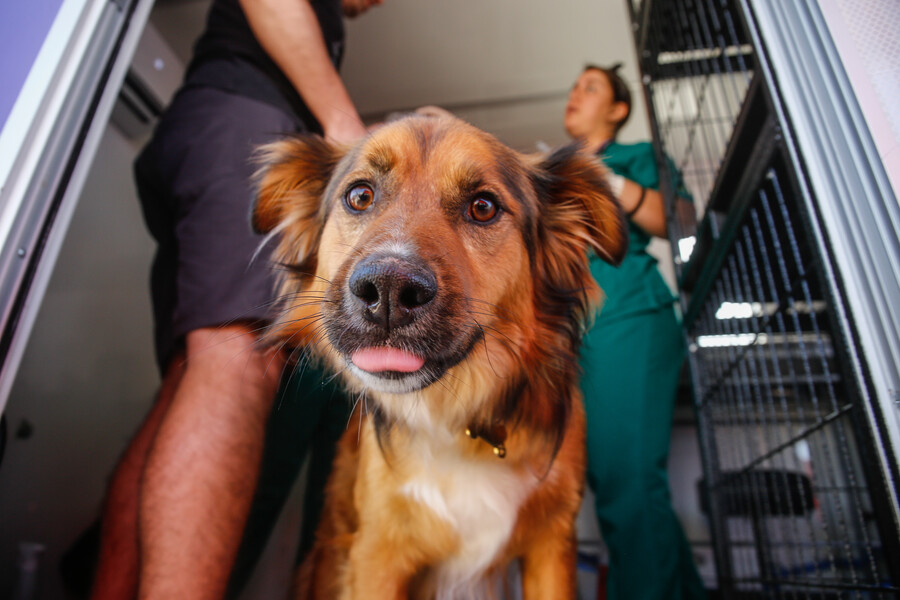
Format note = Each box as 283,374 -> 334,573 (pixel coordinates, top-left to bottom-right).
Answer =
252,116 -> 626,599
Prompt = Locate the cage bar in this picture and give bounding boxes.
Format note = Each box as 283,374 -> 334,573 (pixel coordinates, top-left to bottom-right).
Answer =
628,0 -> 900,596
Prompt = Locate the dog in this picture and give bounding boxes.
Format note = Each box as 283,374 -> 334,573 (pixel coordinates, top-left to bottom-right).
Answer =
252,115 -> 627,599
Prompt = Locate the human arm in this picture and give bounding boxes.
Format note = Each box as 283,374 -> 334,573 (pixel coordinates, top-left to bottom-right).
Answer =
240,0 -> 366,143
608,174 -> 667,238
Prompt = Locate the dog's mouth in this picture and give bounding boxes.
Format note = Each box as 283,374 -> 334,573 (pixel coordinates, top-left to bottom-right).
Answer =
350,346 -> 425,374
345,345 -> 437,393
336,333 -> 481,394
322,251 -> 481,393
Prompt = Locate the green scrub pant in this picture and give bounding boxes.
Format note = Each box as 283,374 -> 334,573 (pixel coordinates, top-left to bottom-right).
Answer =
580,305 -> 707,600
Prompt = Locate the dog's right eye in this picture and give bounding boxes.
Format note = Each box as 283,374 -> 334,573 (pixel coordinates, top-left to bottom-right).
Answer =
467,195 -> 499,223
345,184 -> 375,212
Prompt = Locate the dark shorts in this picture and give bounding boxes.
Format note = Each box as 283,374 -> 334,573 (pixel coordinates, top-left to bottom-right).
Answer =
135,86 -> 306,371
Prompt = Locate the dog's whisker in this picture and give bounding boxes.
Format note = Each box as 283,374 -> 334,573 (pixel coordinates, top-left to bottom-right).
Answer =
209,287 -> 311,324
324,243 -> 356,255
279,293 -> 329,303
273,350 -> 313,413
469,312 -> 515,327
463,318 -> 518,352
272,263 -> 334,286
464,296 -> 512,314
464,301 -> 518,327
332,323 -> 360,360
261,341 -> 289,382
268,314 -> 328,339
347,390 -> 366,432
258,321 -> 327,372
271,289 -> 328,300
359,392 -> 371,446
471,319 -> 506,381
399,390 -> 421,426
433,374 -> 469,414
268,311 -> 326,326
171,326 -> 274,369
210,295 -> 328,351
276,301 -> 334,315
322,367 -> 346,387
465,308 -> 516,327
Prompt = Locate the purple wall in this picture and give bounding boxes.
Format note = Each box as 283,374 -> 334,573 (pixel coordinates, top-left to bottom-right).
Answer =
0,1 -> 66,132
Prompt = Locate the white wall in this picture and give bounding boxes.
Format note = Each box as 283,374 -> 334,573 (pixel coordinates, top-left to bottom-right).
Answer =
342,0 -> 651,151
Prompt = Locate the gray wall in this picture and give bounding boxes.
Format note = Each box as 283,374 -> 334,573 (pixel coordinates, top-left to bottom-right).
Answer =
0,124 -> 159,597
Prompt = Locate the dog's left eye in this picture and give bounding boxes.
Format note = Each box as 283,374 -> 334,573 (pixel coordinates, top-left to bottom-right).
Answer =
345,184 -> 375,212
468,196 -> 499,223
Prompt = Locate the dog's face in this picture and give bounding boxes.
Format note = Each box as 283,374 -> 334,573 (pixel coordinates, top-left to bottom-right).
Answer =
254,116 -> 626,425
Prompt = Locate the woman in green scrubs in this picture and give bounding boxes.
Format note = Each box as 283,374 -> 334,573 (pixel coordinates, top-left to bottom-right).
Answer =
564,64 -> 707,600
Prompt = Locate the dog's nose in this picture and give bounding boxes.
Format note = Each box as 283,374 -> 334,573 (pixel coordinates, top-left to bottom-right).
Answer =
349,255 -> 437,331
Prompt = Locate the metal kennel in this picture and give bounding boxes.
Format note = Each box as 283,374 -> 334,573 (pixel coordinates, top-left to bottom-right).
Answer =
627,0 -> 900,597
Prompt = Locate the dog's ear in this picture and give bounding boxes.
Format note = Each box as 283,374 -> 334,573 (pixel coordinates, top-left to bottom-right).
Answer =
251,135 -> 344,286
528,142 -> 629,342
509,145 -> 627,461
251,135 -> 343,235
532,143 -> 628,270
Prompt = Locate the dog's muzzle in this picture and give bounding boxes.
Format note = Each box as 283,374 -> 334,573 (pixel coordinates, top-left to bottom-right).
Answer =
348,253 -> 437,332
326,250 -> 479,392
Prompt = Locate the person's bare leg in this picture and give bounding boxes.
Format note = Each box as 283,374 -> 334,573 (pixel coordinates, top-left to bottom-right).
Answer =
91,353 -> 187,600
138,325 -> 284,600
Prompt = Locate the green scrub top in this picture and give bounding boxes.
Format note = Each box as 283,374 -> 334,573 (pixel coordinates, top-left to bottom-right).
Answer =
590,141 -> 677,322
580,142 -> 707,600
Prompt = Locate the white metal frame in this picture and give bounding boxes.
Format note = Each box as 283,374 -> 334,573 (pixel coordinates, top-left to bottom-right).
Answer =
0,0 -> 156,413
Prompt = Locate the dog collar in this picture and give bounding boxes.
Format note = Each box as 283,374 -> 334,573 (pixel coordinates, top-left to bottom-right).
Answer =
465,421 -> 507,458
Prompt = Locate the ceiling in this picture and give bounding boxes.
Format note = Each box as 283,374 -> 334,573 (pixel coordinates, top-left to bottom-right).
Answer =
149,0 -> 651,152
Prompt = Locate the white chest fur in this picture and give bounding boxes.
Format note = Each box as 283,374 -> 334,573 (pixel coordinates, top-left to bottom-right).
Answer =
398,434 -> 538,598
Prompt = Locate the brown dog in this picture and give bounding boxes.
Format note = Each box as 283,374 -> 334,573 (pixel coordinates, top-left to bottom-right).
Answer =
252,115 -> 626,599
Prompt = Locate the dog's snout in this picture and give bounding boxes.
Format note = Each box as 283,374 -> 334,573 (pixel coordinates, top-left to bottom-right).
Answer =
349,255 -> 437,330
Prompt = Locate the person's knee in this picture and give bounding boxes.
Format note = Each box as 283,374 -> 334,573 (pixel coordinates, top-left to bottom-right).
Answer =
184,324 -> 285,393
185,324 -> 262,361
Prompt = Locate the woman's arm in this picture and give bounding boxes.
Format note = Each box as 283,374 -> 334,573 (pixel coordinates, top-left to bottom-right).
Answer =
610,175 -> 667,238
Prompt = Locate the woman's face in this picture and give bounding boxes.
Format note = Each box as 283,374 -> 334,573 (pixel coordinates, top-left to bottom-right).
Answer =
564,69 -> 617,140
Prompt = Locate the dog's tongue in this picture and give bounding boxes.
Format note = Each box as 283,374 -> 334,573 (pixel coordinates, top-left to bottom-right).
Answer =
351,347 -> 425,373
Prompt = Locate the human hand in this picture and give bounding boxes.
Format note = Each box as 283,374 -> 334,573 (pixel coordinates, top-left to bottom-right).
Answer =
342,0 -> 383,18
324,113 -> 368,145
415,105 -> 455,119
